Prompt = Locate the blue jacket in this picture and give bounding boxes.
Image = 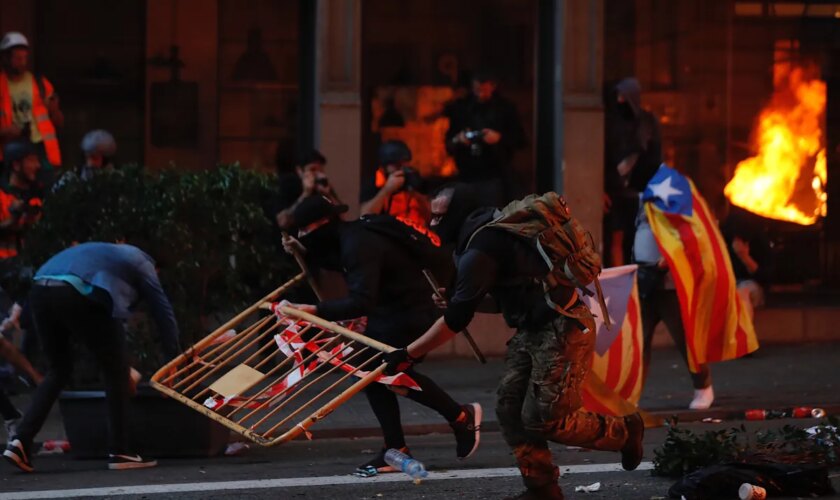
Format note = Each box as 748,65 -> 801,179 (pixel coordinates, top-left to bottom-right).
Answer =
35,242 -> 180,358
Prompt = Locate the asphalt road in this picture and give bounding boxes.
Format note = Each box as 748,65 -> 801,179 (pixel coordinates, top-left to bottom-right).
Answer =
2,420 -> 840,499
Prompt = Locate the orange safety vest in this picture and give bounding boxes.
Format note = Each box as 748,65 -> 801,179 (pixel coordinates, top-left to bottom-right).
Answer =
374,169 -> 431,228
0,190 -> 21,259
0,72 -> 61,166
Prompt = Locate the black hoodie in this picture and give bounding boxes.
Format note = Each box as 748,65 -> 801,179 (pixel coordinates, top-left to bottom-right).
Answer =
308,218 -> 442,347
443,207 -> 574,332
605,78 -> 663,194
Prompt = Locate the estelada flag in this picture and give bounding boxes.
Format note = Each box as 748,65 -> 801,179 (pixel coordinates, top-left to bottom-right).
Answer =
581,265 -> 644,416
642,164 -> 759,372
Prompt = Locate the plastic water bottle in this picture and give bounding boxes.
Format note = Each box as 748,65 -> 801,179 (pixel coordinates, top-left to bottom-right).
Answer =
739,483 -> 767,500
384,448 -> 428,483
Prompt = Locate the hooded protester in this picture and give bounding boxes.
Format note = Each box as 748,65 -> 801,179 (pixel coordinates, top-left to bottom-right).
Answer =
429,183 -> 481,249
281,195 -> 481,476
387,185 -> 645,500
604,77 -> 662,267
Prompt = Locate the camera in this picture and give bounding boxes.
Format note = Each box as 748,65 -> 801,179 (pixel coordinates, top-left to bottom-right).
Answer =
464,130 -> 486,157
464,130 -> 485,142
315,176 -> 329,188
400,166 -> 423,191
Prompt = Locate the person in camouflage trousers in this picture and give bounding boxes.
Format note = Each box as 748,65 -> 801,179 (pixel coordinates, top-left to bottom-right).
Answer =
385,185 -> 644,500
497,303 -> 633,495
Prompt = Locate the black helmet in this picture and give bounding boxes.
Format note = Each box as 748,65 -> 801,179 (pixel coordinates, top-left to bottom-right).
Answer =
3,140 -> 36,164
377,140 -> 412,166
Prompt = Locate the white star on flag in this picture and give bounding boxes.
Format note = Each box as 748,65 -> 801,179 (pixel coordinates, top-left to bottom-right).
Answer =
649,175 -> 683,204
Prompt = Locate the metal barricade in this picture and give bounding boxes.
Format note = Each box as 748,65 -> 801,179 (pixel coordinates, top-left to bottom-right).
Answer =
150,274 -> 395,446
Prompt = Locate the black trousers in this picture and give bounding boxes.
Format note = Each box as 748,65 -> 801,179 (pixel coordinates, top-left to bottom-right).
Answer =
641,289 -> 711,389
364,367 -> 462,449
363,321 -> 463,449
15,285 -> 132,455
0,390 -> 20,421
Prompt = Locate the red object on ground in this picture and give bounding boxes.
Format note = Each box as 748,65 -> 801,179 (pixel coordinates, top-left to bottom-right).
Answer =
745,409 -> 767,421
744,407 -> 825,421
42,439 -> 71,452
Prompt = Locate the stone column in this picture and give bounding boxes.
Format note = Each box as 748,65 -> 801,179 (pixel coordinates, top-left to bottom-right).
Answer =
537,0 -> 604,247
562,0 -> 605,248
316,0 -> 362,216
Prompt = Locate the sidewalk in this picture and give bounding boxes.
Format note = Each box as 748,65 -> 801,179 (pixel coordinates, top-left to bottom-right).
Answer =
11,342 -> 840,443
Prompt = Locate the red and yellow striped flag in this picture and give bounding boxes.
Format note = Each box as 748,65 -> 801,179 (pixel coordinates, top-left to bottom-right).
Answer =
582,265 -> 644,416
643,165 -> 759,372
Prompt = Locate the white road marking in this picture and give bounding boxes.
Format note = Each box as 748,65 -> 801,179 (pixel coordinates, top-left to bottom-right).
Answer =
0,461 -> 653,499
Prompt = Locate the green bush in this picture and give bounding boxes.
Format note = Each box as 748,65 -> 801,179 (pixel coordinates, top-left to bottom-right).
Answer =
22,165 -> 296,378
653,417 -> 840,477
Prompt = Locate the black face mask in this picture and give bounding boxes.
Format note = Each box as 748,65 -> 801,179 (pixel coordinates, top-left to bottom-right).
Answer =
430,184 -> 481,246
627,159 -> 660,192
300,221 -> 342,272
431,217 -> 462,246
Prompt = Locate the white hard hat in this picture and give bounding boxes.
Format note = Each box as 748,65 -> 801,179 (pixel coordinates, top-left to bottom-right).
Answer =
0,32 -> 29,51
81,129 -> 117,157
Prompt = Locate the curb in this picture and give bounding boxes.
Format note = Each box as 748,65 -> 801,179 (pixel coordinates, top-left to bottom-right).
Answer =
303,404 -> 840,440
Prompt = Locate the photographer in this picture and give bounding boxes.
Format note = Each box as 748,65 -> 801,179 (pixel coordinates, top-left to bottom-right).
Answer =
360,140 -> 430,227
270,149 -> 340,231
444,70 -> 525,207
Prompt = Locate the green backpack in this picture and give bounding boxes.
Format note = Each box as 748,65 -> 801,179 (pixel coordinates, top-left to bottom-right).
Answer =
482,192 -> 610,327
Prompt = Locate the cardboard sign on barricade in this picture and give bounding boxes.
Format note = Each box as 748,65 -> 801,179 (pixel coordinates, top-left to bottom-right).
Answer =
150,273 -> 400,446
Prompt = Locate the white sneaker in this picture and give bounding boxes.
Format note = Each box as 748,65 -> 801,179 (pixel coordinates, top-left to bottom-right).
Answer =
689,386 -> 715,410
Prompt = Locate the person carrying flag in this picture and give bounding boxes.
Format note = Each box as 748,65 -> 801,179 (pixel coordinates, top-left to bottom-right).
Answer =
385,184 -> 645,500
281,195 -> 480,476
625,159 -> 759,410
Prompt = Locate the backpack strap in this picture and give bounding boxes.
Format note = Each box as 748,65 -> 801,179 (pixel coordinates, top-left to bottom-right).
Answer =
468,205 -> 612,330
593,275 -> 612,329
537,230 -> 612,329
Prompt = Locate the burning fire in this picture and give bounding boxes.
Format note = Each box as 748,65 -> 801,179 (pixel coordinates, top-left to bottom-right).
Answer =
724,66 -> 827,225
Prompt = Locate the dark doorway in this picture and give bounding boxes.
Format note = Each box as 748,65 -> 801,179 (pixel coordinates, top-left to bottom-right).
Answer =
35,0 -> 146,166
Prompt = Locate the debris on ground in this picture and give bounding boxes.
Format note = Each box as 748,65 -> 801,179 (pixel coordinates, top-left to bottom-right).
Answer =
668,463 -> 834,499
224,441 -> 250,456
37,439 -> 71,455
653,417 -> 840,478
574,482 -> 601,493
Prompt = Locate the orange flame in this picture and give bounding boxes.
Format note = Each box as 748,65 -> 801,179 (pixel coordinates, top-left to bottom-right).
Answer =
724,66 -> 827,225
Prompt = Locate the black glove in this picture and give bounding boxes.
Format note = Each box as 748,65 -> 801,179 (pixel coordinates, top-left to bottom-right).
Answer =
383,348 -> 415,376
